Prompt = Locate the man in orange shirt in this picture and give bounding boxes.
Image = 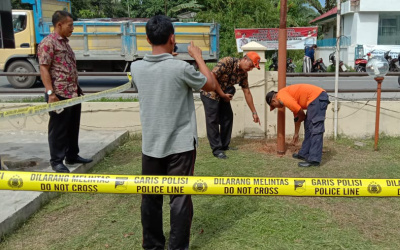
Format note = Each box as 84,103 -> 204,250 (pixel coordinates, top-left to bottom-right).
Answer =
266,84 -> 330,167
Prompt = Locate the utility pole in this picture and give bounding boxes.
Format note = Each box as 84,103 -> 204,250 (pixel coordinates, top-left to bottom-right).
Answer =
334,0 -> 341,139
277,0 -> 287,155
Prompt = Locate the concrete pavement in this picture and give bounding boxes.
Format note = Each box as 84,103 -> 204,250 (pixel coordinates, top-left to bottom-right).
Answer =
0,130 -> 129,238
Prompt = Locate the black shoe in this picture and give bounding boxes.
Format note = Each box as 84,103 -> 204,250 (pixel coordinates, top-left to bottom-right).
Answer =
65,156 -> 93,165
298,161 -> 320,167
214,152 -> 228,159
292,153 -> 306,161
52,163 -> 70,173
225,146 -> 238,151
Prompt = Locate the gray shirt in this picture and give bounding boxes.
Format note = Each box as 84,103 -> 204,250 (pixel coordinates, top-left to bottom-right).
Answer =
130,53 -> 207,158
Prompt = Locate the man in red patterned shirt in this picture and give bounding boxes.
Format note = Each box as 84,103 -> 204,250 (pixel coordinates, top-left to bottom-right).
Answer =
38,11 -> 92,173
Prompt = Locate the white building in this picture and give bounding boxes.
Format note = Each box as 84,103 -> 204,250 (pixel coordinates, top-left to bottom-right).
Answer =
310,0 -> 400,69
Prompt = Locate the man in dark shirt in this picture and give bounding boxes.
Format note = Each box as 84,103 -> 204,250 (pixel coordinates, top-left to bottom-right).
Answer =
303,44 -> 317,73
201,52 -> 261,159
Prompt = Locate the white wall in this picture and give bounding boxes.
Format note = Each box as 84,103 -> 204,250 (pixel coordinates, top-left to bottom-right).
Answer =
360,0 -> 400,12
356,13 -> 379,45
315,47 -> 351,68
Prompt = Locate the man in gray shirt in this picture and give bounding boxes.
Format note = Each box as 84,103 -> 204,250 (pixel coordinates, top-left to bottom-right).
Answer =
130,15 -> 214,250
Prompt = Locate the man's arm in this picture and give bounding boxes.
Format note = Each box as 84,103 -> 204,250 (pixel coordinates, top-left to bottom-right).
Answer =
242,88 -> 260,125
187,41 -> 215,92
291,108 -> 306,144
40,65 -> 59,103
212,73 -> 232,102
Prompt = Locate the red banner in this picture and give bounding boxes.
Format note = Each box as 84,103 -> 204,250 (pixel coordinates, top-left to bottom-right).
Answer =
235,27 -> 318,52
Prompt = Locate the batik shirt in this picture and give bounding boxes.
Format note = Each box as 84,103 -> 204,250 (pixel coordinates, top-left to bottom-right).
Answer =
200,57 -> 249,101
38,32 -> 78,98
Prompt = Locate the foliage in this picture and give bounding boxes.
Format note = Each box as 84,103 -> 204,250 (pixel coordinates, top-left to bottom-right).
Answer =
11,0 -> 31,9
169,1 -> 204,16
195,0 -> 319,58
305,0 -> 338,15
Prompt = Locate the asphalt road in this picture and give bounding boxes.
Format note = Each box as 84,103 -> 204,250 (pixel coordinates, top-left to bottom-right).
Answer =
1,75 -> 400,100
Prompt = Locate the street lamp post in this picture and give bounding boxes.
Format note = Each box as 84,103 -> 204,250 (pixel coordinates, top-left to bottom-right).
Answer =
366,57 -> 389,151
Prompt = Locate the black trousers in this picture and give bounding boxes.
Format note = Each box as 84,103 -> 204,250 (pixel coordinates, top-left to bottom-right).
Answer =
141,149 -> 196,250
298,92 -> 330,163
47,94 -> 81,166
200,95 -> 233,155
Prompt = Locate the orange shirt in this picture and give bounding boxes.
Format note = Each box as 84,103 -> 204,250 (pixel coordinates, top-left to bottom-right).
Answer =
276,84 -> 325,114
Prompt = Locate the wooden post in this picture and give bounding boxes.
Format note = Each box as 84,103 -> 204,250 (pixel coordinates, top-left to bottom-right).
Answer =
374,77 -> 384,151
277,0 -> 287,155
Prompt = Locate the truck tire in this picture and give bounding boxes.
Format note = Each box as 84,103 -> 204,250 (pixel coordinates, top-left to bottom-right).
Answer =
7,61 -> 38,89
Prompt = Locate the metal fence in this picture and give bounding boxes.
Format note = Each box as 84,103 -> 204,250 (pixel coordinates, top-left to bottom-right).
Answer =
317,36 -> 352,47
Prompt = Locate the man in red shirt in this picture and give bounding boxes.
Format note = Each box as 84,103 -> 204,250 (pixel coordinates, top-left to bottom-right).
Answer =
266,84 -> 330,167
38,11 -> 92,173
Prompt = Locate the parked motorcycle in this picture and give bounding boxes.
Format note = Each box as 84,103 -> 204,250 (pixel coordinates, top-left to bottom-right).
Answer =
286,58 -> 296,73
329,52 -> 348,72
268,52 -> 296,72
268,52 -> 278,71
311,58 -> 327,72
384,50 -> 400,72
354,50 -> 374,72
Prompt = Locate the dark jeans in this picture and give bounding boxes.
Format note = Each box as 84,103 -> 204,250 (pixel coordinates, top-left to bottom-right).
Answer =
46,94 -> 81,166
298,91 -> 330,163
200,95 -> 233,155
141,149 -> 196,250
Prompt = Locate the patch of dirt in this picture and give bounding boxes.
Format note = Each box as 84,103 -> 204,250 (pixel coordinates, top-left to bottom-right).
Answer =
234,138 -> 302,157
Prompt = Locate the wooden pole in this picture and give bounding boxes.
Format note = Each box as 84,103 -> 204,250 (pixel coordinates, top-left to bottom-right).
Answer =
277,0 -> 287,155
374,77 -> 384,151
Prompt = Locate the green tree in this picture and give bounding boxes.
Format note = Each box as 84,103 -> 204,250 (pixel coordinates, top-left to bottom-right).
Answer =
196,0 -> 280,57
304,0 -> 338,15
11,0 -> 31,9
169,0 -> 204,16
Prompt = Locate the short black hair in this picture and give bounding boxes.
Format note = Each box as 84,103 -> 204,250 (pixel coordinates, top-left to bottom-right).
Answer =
146,15 -> 174,45
52,10 -> 72,27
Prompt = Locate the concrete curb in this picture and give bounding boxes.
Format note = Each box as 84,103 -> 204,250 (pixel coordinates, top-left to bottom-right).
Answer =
0,130 -> 130,239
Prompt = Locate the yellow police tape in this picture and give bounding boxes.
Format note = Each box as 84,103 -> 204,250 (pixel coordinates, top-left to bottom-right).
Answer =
2,170 -> 400,197
0,73 -> 133,121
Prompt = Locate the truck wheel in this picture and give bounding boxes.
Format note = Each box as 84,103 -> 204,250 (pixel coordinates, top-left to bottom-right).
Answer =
6,61 -> 38,89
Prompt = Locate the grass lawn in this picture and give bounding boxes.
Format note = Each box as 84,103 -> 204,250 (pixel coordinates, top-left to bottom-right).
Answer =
1,135 -> 400,249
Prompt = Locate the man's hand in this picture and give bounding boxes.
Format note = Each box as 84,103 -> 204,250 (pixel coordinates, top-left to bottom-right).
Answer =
188,41 -> 202,60
253,113 -> 261,125
295,109 -> 306,123
291,133 -> 299,145
78,86 -> 84,96
48,94 -> 59,104
221,93 -> 233,102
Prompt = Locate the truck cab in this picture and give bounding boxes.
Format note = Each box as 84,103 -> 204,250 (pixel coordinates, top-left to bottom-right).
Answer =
0,9 -> 38,88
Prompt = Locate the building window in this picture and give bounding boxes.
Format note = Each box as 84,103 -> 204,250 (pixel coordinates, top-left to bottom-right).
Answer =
378,14 -> 400,45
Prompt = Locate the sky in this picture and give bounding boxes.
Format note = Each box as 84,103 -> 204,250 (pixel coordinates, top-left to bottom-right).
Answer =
319,0 -> 326,5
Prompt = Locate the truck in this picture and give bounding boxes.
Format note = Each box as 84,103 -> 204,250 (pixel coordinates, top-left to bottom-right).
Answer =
0,0 -> 15,50
1,0 -> 220,88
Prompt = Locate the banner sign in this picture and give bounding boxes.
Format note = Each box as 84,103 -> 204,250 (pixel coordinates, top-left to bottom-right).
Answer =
363,45 -> 400,59
3,171 -> 400,197
235,27 -> 318,52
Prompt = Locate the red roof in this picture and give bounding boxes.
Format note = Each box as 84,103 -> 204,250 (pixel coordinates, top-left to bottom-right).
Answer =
309,7 -> 337,24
